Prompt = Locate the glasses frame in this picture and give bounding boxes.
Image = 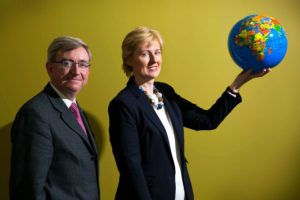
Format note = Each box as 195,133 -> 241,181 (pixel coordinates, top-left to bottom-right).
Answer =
52,59 -> 91,70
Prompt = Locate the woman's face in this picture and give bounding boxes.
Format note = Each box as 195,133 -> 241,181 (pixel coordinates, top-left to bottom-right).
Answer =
128,40 -> 162,84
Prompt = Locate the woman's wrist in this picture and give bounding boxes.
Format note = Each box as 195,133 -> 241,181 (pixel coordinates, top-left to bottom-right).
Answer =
227,86 -> 239,95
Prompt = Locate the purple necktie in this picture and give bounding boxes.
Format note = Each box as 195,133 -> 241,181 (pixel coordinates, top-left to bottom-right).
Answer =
70,102 -> 87,135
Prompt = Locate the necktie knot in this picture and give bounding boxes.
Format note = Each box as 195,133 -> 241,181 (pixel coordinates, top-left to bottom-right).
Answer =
70,102 -> 80,117
70,102 -> 87,135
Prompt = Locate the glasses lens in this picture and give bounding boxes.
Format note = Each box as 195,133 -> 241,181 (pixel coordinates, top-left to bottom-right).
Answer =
62,60 -> 73,68
78,62 -> 90,69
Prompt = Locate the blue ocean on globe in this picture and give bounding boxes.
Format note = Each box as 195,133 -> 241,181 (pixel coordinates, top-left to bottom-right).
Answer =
228,14 -> 288,71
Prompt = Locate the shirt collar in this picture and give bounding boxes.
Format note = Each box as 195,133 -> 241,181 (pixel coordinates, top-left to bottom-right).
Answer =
49,83 -> 76,108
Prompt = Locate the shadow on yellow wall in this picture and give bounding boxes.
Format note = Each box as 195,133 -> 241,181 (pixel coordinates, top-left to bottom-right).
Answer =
0,123 -> 12,200
85,111 -> 106,158
1,0 -> 300,199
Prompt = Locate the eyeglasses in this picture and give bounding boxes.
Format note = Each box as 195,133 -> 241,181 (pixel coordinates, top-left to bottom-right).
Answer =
52,59 -> 90,70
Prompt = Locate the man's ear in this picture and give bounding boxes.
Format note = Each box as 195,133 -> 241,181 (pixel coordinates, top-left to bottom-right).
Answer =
46,62 -> 53,75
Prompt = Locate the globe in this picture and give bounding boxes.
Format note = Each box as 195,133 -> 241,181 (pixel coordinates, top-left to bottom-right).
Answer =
228,14 -> 288,72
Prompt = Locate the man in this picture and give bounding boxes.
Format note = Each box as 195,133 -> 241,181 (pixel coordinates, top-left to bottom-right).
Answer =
9,36 -> 100,200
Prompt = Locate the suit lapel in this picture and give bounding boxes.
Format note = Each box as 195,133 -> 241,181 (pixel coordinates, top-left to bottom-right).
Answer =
78,106 -> 98,155
43,84 -> 96,154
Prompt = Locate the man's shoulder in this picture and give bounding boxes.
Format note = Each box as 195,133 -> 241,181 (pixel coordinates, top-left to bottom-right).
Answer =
18,87 -> 54,113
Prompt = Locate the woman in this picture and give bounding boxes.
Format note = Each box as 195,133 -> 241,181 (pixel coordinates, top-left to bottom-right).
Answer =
108,27 -> 270,200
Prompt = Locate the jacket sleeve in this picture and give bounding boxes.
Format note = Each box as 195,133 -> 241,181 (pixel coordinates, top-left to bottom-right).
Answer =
160,83 -> 242,130
10,105 -> 53,200
108,99 -> 152,200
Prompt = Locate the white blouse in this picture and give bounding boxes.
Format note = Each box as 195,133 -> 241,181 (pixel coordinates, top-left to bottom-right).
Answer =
149,93 -> 185,200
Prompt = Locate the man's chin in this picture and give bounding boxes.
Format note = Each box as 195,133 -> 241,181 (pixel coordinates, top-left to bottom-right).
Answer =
65,84 -> 83,93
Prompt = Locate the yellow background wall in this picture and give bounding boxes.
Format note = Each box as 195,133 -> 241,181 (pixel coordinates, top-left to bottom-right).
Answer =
1,0 -> 299,199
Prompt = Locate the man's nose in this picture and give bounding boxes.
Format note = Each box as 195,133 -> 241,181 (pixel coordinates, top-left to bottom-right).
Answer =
70,63 -> 81,73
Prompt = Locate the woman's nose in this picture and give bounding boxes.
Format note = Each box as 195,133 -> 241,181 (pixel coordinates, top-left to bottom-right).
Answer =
149,53 -> 157,63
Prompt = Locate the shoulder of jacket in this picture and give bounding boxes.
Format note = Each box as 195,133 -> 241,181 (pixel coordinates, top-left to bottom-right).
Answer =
155,82 -> 176,94
109,87 -> 137,107
20,91 -> 48,110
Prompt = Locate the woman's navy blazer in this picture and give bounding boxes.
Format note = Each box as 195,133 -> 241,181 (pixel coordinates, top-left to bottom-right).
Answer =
109,77 -> 241,200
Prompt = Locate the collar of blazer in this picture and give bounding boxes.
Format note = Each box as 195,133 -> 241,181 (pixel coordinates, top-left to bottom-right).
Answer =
42,83 -> 98,155
126,77 -> 185,156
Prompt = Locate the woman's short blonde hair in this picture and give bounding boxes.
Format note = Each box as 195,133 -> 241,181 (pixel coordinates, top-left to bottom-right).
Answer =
121,27 -> 163,77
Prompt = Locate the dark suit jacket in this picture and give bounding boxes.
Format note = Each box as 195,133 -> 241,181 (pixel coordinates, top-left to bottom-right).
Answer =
108,77 -> 242,200
10,83 -> 100,200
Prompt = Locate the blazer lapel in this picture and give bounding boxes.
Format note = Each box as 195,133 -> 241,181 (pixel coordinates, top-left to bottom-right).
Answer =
127,79 -> 171,148
162,97 -> 184,153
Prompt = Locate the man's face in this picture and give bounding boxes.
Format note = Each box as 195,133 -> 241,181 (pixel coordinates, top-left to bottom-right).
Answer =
46,47 -> 90,100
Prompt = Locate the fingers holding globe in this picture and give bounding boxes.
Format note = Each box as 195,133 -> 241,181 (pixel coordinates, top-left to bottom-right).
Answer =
228,14 -> 288,72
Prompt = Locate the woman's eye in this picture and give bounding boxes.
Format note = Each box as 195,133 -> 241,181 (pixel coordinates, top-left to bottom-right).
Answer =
141,52 -> 149,57
155,51 -> 161,55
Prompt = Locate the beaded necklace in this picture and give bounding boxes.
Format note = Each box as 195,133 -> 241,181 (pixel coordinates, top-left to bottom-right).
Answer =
139,86 -> 164,110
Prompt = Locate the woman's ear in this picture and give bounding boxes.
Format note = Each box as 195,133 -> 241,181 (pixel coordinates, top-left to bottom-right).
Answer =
126,57 -> 133,67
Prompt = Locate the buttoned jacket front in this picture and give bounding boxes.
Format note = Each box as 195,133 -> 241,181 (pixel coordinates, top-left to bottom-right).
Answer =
10,83 -> 100,200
